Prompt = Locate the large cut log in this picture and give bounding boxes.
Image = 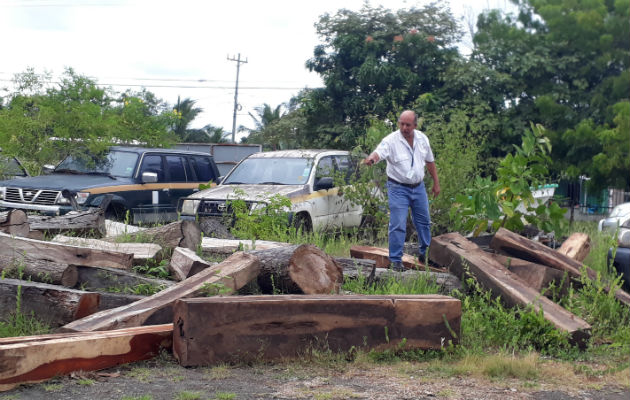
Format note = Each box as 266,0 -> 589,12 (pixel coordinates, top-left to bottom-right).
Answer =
201,237 -> 290,254
173,294 -> 461,366
75,265 -> 173,292
0,324 -> 172,392
0,210 -> 29,237
557,232 -> 591,262
491,254 -> 571,297
0,231 -> 133,270
430,232 -> 591,345
250,244 -> 343,294
60,251 -> 260,332
491,227 -> 630,306
0,254 -> 78,287
349,245 -> 443,272
169,247 -> 212,281
0,279 -> 99,327
28,209 -> 106,237
52,235 -> 163,265
103,220 -> 201,251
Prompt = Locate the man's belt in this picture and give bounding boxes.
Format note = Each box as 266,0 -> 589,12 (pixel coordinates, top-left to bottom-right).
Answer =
387,177 -> 422,188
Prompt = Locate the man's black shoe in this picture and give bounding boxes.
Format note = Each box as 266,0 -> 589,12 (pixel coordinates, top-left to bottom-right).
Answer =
390,262 -> 405,272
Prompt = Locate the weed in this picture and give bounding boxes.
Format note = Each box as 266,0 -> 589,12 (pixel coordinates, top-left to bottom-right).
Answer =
206,364 -> 233,380
199,279 -> 233,297
126,367 -> 152,383
76,378 -> 94,385
213,393 -> 237,400
43,383 -> 63,392
343,267 -> 441,295
133,259 -> 170,279
176,391 -> 203,400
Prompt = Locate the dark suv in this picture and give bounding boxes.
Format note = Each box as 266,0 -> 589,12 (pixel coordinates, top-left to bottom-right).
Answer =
0,146 -> 220,223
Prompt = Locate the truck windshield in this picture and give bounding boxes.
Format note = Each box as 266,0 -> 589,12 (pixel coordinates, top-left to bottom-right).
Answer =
223,157 -> 313,185
55,150 -> 139,178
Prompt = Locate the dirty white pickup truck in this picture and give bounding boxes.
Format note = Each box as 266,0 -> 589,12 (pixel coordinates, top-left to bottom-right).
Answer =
179,149 -> 364,231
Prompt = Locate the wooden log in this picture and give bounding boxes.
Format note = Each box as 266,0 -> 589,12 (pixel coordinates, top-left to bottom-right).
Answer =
349,245 -> 444,272
105,219 -> 144,237
74,265 -> 173,292
0,231 -> 133,270
0,254 -> 78,287
0,278 -> 99,327
201,237 -> 290,254
173,294 -> 461,366
169,247 -> 212,281
250,244 -> 343,294
491,254 -> 571,297
491,227 -> 630,306
0,210 -> 29,237
557,232 -> 591,262
103,220 -> 201,251
430,232 -> 591,345
28,209 -> 106,237
52,235 -> 163,265
0,324 -> 172,392
60,251 -> 260,332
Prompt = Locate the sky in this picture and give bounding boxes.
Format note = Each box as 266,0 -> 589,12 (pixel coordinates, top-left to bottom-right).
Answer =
0,0 -> 513,141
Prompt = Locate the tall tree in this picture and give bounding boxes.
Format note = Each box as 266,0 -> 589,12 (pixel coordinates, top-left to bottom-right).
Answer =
172,96 -> 203,140
241,103 -> 289,149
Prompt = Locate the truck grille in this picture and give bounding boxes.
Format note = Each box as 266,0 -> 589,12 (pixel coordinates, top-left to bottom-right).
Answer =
197,200 -> 257,216
5,188 -> 60,205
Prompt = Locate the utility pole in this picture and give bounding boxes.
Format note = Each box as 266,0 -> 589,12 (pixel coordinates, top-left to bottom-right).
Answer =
227,53 -> 248,143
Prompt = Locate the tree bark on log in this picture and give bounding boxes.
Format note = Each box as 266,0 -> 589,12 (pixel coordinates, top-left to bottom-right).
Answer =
52,235 -> 163,266
0,279 -> 99,327
491,227 -> 630,306
250,244 -> 343,294
0,210 -> 29,237
0,231 -> 133,270
349,245 -> 444,272
0,254 -> 78,287
74,265 -> 173,292
557,232 -> 591,262
173,294 -> 461,366
28,209 -> 106,237
430,232 -> 591,346
103,220 -> 201,251
60,251 -> 260,332
169,247 -> 212,281
0,324 -> 172,392
201,237 -> 290,254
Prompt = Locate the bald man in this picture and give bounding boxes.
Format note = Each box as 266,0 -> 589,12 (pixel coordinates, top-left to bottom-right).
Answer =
364,110 -> 440,271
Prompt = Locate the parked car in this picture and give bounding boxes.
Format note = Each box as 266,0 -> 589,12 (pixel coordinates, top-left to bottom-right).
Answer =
0,146 -> 220,223
179,149 -> 365,231
598,202 -> 630,232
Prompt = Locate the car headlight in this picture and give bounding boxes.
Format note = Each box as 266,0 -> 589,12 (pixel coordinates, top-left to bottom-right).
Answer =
58,191 -> 90,205
181,199 -> 198,215
0,187 -> 5,200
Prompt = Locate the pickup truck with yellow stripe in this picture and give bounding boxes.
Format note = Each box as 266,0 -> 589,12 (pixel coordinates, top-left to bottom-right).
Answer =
0,146 -> 220,224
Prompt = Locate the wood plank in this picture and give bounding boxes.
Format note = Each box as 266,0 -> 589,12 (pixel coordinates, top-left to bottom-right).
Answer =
52,235 -> 162,265
0,254 -> 78,287
491,227 -> 630,306
0,210 -> 29,237
173,294 -> 461,366
0,324 -> 172,391
0,231 -> 133,270
0,279 -> 99,327
491,254 -> 571,297
557,232 -> 591,262
349,245 -> 443,272
60,251 -> 260,332
201,237 -> 290,254
430,232 -> 591,345
169,247 -> 212,281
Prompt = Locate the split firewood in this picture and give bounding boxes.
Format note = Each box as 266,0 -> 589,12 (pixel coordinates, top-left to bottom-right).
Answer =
0,278 -> 99,327
250,244 -> 343,295
431,232 -> 591,346
0,231 -> 133,270
0,210 -> 29,237
60,251 -> 260,332
74,265 -> 173,292
0,324 -> 172,392
52,235 -> 163,265
557,232 -> 591,262
491,227 -> 630,306
0,254 -> 78,287
201,237 -> 290,254
27,208 -> 106,237
169,247 -> 212,281
349,245 -> 444,272
102,220 -> 201,251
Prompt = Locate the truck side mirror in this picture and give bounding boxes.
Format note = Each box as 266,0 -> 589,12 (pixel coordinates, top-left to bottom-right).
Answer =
142,171 -> 158,183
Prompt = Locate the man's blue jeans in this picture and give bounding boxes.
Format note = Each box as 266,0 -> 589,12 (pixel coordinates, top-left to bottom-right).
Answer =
387,180 -> 431,263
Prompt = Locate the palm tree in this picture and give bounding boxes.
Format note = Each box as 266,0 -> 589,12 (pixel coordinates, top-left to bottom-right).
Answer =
182,124 -> 230,143
173,96 -> 203,140
242,103 -> 285,149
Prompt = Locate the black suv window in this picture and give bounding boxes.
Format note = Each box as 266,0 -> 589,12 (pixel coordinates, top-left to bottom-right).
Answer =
166,155 -> 187,182
140,155 -> 165,182
191,156 -> 216,182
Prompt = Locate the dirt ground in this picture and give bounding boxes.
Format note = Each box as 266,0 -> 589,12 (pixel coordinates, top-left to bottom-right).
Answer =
3,352 -> 629,400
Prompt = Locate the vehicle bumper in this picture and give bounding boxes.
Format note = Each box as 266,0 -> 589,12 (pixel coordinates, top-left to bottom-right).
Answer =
608,247 -> 630,292
0,200 -> 67,215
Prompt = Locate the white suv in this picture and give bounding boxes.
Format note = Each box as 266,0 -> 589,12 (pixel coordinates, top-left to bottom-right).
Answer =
179,149 -> 363,231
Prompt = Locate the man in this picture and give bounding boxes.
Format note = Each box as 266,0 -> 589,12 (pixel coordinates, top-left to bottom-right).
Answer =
364,110 -> 440,271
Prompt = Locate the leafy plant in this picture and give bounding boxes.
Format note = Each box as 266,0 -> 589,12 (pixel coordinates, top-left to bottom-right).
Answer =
133,259 -> 170,279
227,189 -> 292,241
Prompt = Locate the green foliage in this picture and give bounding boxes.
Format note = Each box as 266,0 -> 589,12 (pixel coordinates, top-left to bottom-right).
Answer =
0,270 -> 51,337
199,280 -> 233,297
342,268 -> 441,295
451,124 -> 567,235
227,189 -> 292,241
133,260 -> 170,279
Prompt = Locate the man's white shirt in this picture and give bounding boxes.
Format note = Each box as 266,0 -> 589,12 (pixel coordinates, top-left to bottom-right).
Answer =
374,129 -> 434,184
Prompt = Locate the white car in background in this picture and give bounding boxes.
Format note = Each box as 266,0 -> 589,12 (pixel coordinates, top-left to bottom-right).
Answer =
179,149 -> 364,231
598,202 -> 630,233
